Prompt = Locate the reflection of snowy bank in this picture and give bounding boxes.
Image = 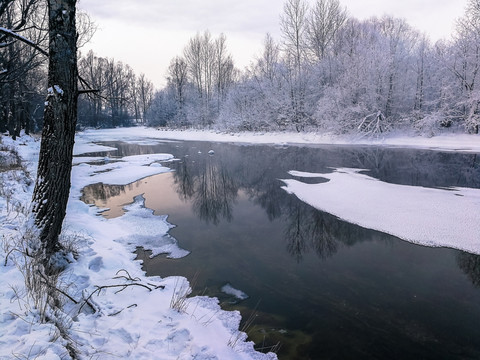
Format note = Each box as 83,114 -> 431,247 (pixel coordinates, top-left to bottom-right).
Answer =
282,168 -> 480,255
222,283 -> 249,301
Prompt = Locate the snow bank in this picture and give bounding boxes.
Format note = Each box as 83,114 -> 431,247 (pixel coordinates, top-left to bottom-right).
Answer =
281,168 -> 480,254
77,127 -> 480,153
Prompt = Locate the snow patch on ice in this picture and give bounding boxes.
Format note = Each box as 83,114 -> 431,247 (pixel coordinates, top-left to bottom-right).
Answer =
282,168 -> 480,254
71,153 -> 173,186
111,195 -> 189,258
73,142 -> 117,155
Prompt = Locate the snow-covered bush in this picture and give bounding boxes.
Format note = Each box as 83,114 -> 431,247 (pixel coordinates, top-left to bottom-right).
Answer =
412,112 -> 446,137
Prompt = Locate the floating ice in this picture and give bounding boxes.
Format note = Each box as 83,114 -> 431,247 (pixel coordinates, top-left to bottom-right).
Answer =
282,168 -> 480,254
110,195 -> 189,259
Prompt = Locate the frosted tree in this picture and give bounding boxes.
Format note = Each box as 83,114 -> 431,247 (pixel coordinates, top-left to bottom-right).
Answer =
448,0 -> 480,133
306,0 -> 347,61
181,31 -> 235,126
167,56 -> 188,125
183,31 -> 214,125
375,17 -> 417,120
280,0 -> 312,131
280,0 -> 308,70
257,33 -> 280,83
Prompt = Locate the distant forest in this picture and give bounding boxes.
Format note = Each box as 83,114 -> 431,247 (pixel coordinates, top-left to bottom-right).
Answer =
2,0 -> 480,138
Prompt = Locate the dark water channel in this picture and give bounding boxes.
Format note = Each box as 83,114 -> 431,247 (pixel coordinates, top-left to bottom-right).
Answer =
81,140 -> 480,360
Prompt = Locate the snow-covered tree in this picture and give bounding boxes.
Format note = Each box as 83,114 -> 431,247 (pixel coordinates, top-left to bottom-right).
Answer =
306,0 -> 348,61
447,0 -> 480,133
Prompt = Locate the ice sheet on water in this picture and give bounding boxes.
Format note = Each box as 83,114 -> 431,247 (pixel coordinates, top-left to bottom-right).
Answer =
73,142 -> 117,155
282,168 -> 480,254
72,154 -> 173,187
110,195 -> 189,259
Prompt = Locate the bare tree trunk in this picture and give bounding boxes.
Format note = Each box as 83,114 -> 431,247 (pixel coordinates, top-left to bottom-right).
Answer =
32,0 -> 78,265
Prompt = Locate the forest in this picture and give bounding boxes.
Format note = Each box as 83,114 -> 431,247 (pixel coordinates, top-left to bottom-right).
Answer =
2,0 -> 480,138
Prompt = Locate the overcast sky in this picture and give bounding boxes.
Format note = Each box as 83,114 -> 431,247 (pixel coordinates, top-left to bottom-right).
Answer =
78,0 -> 468,88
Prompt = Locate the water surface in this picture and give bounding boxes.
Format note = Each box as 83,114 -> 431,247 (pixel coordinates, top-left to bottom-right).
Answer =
81,140 -> 480,360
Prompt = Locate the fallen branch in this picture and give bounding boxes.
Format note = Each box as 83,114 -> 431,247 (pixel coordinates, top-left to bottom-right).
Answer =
78,281 -> 156,314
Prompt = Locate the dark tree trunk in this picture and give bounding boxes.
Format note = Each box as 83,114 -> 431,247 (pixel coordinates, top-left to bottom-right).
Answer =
32,0 -> 78,264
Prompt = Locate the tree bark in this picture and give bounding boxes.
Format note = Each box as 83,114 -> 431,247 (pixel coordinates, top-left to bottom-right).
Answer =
31,0 -> 78,264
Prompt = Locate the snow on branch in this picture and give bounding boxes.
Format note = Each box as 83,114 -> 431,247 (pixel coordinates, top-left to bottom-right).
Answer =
358,111 -> 387,138
0,26 -> 47,56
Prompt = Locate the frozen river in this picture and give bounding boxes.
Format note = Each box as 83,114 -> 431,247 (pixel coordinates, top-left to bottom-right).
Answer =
81,139 -> 480,359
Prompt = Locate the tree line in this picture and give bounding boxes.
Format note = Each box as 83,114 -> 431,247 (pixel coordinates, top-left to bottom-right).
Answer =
4,0 -> 479,137
0,0 -> 47,139
147,0 -> 480,135
1,1 -> 154,137
78,50 -> 154,128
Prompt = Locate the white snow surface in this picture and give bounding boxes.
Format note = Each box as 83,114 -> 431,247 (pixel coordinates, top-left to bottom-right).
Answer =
282,168 -> 480,254
0,132 -> 277,360
76,126 -> 480,153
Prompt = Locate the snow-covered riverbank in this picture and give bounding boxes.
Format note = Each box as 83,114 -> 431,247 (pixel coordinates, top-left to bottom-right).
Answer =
1,127 -> 479,359
76,126 -> 480,153
0,131 -> 277,360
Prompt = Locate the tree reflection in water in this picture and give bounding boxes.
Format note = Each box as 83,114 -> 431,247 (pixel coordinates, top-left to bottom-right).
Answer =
169,150 -> 369,262
457,252 -> 480,287
173,155 -> 238,225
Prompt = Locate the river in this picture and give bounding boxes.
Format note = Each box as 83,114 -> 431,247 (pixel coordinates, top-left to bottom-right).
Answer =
80,139 -> 480,360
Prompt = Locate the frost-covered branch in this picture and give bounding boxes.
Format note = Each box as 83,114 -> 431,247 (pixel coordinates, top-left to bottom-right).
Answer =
0,26 -> 48,56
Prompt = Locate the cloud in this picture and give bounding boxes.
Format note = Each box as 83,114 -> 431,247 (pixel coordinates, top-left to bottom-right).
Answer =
79,0 -> 282,35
